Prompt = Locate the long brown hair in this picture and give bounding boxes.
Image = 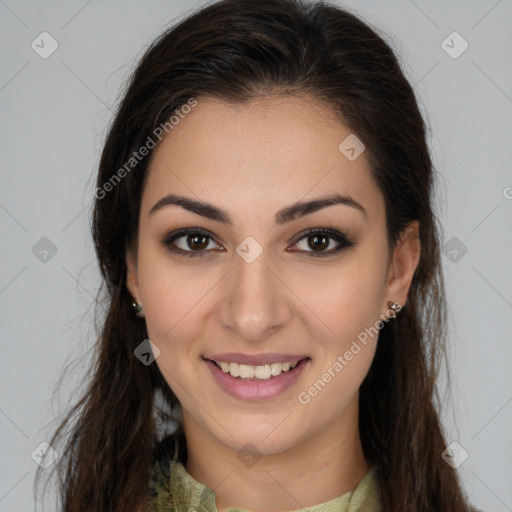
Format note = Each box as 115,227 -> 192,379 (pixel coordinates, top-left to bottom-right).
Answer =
35,0 -> 475,510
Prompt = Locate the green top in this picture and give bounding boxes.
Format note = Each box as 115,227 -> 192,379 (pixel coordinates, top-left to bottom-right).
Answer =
146,448 -> 382,512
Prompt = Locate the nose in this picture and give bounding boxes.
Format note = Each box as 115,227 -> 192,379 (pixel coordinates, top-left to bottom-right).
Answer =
218,247 -> 292,342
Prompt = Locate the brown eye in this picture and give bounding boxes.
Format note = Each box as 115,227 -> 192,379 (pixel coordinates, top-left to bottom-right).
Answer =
186,234 -> 209,251
292,228 -> 355,256
162,228 -> 221,258
307,234 -> 329,252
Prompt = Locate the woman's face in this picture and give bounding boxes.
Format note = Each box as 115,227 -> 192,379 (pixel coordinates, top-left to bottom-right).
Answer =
126,94 -> 419,455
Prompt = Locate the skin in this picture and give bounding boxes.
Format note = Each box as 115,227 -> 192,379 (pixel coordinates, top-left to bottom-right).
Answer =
126,94 -> 420,511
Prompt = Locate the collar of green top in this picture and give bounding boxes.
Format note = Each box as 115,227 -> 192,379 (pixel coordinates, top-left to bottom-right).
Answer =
146,457 -> 381,511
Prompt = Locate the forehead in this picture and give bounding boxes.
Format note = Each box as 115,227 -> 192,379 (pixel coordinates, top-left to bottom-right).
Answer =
142,95 -> 383,221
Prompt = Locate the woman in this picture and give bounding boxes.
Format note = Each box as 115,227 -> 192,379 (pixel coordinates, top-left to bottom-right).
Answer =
36,0 -> 477,510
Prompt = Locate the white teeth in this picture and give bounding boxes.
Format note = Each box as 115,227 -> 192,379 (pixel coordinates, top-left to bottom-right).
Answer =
239,364 -> 255,379
254,364 -> 272,379
214,360 -> 302,380
270,363 -> 281,376
230,362 -> 240,377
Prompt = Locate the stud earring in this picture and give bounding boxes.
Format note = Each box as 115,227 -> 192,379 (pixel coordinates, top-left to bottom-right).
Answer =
132,302 -> 143,313
387,301 -> 402,319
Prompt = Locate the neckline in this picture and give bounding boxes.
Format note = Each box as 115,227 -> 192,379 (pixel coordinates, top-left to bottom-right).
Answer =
169,459 -> 380,512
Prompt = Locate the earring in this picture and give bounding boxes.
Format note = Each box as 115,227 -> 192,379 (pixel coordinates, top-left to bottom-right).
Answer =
132,302 -> 143,313
387,301 -> 402,319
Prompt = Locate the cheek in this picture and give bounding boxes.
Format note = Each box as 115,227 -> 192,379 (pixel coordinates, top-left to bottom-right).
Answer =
297,341 -> 376,434
137,249 -> 213,347
293,295 -> 379,442
290,256 -> 384,407
291,257 -> 386,346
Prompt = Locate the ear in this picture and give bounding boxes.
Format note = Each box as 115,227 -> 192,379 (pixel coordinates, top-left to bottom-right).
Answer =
382,220 -> 421,310
125,246 -> 142,305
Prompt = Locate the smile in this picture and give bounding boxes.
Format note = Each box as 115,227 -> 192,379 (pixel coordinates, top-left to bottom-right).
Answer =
213,360 -> 299,380
203,354 -> 311,401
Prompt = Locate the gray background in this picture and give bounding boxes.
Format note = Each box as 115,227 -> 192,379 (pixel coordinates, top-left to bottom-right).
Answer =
0,0 -> 511,510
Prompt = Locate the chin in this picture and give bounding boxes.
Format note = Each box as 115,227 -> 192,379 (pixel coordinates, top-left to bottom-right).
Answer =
205,415 -> 307,457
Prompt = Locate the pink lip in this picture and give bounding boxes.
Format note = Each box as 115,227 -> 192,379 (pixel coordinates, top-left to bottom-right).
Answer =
205,352 -> 308,365
204,358 -> 310,401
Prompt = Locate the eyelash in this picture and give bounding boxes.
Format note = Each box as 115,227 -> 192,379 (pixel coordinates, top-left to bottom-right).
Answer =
161,227 -> 355,260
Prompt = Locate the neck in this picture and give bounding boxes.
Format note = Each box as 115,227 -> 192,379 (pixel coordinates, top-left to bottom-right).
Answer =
182,398 -> 370,512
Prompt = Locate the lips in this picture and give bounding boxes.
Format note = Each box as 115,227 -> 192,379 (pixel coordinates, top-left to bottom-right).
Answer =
203,353 -> 311,401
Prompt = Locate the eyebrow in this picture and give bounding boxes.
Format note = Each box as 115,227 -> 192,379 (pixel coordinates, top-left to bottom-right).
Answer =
149,192 -> 367,224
